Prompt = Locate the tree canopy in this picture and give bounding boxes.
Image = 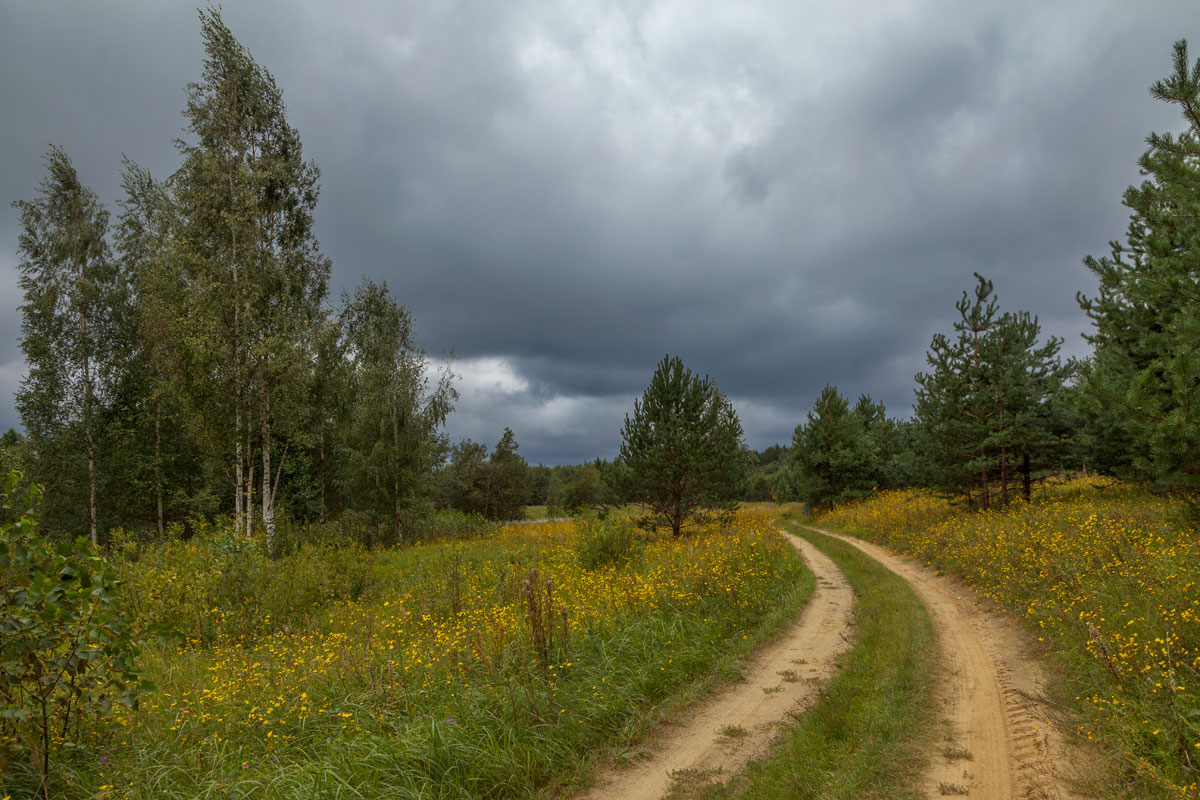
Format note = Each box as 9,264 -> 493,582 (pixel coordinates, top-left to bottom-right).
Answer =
618,355 -> 746,536
1078,39 -> 1200,496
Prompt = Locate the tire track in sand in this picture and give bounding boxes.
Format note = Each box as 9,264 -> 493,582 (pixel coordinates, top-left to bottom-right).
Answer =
809,527 -> 1092,800
577,533 -> 854,800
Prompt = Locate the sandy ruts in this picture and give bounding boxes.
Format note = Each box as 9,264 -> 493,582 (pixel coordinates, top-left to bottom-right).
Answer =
577,532 -> 854,800
812,528 -> 1090,800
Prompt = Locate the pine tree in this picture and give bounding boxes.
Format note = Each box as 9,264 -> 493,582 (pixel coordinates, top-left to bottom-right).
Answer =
1079,39 -> 1200,494
916,275 -> 1065,507
791,385 -> 875,511
618,355 -> 746,536
13,147 -> 119,542
486,428 -> 529,520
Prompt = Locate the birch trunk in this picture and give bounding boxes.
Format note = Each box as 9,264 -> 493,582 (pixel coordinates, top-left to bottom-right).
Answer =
86,415 -> 97,546
261,396 -> 275,555
80,272 -> 97,545
391,392 -> 403,545
234,427 -> 244,534
155,399 -> 163,536
245,435 -> 254,539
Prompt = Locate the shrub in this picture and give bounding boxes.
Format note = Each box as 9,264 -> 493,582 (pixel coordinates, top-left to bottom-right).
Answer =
575,516 -> 641,570
414,508 -> 496,543
0,471 -> 143,799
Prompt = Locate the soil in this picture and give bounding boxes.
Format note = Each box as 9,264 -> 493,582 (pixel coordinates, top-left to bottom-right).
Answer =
815,528 -> 1095,800
576,525 -> 1097,800
576,532 -> 855,800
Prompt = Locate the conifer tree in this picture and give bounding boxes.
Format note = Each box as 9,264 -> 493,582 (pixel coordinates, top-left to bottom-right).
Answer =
618,355 -> 746,536
1079,39 -> 1200,494
916,275 -> 1065,507
791,385 -> 875,511
486,427 -> 530,520
851,394 -> 917,491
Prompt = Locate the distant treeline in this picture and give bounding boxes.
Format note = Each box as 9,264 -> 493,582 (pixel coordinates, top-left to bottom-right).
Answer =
7,15 -> 1199,542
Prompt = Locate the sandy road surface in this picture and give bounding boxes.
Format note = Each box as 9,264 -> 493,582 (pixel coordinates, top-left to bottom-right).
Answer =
577,532 -> 854,800
812,528 -> 1091,800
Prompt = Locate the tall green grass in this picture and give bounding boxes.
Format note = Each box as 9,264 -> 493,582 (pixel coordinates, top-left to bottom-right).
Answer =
6,514 -> 815,799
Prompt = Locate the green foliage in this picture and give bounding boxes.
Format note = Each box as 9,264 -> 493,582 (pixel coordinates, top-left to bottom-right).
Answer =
575,516 -> 641,570
0,471 -> 142,798
791,385 -> 876,511
436,438 -> 490,515
13,146 -> 123,543
412,508 -> 496,543
915,275 -> 1067,508
526,463 -> 551,505
117,519 -> 373,646
1078,39 -> 1200,496
740,445 -> 791,502
618,355 -> 748,535
436,430 -> 531,521
7,13 -> 458,541
339,279 -> 456,542
487,427 -> 530,521
547,462 -> 605,515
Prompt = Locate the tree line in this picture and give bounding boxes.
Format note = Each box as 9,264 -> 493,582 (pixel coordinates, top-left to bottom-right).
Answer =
8,17 -> 1200,542
9,10 -> 456,550
790,40 -> 1200,512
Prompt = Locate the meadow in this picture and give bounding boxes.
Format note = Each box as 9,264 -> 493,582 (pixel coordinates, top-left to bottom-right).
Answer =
820,480 -> 1200,798
11,510 -> 812,799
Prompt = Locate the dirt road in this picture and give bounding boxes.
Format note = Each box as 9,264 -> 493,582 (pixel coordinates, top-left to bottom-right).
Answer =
813,528 -> 1090,800
578,532 -> 855,800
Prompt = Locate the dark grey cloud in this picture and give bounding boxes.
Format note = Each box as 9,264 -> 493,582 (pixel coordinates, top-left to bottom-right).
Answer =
3,0 -> 1199,464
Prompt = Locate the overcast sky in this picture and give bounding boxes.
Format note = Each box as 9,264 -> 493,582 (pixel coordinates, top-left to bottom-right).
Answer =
2,1 -> 1198,465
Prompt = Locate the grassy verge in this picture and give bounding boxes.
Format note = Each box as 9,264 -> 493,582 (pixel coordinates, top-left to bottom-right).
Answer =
11,510 -> 815,800
522,505 -> 550,520
821,480 -> 1200,798
697,523 -> 938,800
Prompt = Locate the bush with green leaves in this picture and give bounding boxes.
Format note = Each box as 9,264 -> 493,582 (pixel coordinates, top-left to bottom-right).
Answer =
0,470 -> 143,799
575,516 -> 642,570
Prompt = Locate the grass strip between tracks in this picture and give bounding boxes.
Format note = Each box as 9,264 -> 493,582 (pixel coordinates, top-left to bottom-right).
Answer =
695,522 -> 939,800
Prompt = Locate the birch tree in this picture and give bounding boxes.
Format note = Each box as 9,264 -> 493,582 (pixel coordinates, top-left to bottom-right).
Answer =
13,147 -> 118,542
146,9 -> 330,551
340,280 -> 456,544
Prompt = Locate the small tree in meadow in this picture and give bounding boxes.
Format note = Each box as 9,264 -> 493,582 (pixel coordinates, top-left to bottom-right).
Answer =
618,355 -> 747,536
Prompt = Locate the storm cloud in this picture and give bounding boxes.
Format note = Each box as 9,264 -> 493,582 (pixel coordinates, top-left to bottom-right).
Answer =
3,1 -> 1198,463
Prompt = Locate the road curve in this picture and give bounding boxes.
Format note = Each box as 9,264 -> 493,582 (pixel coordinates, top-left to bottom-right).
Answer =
577,532 -> 854,800
809,527 -> 1090,800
